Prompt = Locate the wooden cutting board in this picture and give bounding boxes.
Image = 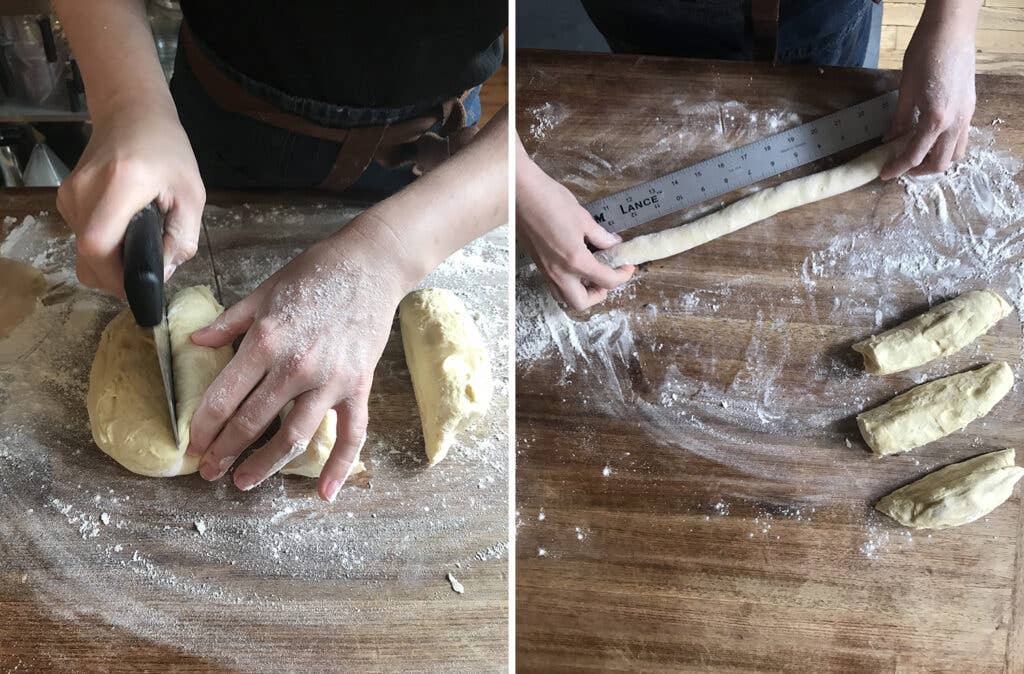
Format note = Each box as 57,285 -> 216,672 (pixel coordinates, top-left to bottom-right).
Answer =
0,191 -> 508,672
516,50 -> 1024,671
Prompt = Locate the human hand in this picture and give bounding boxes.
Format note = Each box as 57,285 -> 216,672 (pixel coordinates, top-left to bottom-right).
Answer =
881,8 -> 978,180
516,141 -> 634,310
186,220 -> 406,502
56,103 -> 205,296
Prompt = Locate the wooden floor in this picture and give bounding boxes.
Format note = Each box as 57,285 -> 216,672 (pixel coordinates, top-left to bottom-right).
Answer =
881,0 -> 1024,74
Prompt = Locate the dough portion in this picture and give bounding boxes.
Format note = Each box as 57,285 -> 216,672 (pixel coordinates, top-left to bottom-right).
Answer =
0,257 -> 46,339
88,285 -> 343,480
278,402 -> 366,479
857,362 -> 1013,456
852,290 -> 1011,375
599,142 -> 899,267
399,288 -> 492,466
875,449 -> 1024,529
88,286 -> 231,476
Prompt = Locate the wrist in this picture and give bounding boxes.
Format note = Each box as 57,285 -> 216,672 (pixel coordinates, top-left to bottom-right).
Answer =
328,209 -> 425,296
90,86 -> 178,129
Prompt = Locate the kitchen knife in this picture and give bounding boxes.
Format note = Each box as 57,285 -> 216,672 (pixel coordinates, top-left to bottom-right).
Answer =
122,201 -> 179,446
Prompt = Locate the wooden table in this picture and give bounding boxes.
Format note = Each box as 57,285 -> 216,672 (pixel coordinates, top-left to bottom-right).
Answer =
0,191 -> 508,672
516,50 -> 1024,671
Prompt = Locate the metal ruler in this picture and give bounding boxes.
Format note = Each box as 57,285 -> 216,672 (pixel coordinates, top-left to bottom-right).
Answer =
585,90 -> 898,234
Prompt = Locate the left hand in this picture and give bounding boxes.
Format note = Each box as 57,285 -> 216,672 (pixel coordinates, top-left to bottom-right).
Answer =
186,221 -> 406,501
881,11 -> 977,180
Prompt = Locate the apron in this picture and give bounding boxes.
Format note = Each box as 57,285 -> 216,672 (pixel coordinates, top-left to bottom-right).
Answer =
171,22 -> 479,194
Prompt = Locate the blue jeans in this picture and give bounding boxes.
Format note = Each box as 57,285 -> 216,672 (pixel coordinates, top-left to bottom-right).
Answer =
170,31 -> 481,195
582,0 -> 877,68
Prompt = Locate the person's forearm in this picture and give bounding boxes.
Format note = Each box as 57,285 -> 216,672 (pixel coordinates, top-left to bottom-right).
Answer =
920,0 -> 982,29
53,0 -> 173,124
349,106 -> 510,290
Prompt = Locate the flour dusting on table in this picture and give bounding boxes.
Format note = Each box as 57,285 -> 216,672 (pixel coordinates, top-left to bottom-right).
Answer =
0,204 -> 509,666
517,125 -> 1024,558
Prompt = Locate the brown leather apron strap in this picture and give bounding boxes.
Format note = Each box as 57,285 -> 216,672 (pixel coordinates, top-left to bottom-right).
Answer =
751,0 -> 780,62
180,21 -> 474,191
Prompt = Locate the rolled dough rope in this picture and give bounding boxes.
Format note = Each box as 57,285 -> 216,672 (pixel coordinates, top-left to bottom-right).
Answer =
856,361 -> 1013,456
399,288 -> 492,466
875,448 -> 1024,530
598,141 -> 900,267
852,289 -> 1012,375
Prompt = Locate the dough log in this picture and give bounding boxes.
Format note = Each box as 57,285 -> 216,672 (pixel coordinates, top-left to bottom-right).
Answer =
852,290 -> 1011,375
857,362 -> 1013,456
599,141 -> 899,267
89,285 -> 343,481
875,449 -> 1024,529
399,288 -> 492,466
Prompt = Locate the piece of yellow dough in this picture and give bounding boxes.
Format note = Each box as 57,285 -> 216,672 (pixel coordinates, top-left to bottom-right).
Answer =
600,142 -> 900,267
857,362 -> 1013,456
88,285 -> 339,479
277,402 -> 366,478
875,449 -> 1024,529
399,288 -> 492,466
852,290 -> 1011,375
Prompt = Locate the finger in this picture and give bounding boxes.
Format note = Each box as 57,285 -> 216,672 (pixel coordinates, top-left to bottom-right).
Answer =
75,256 -> 100,290
161,192 -> 204,280
233,391 -> 330,491
197,373 -> 297,481
880,124 -> 942,181
318,396 -> 369,502
78,183 -> 155,296
582,220 -> 622,250
190,295 -> 258,348
557,274 -> 591,311
910,128 -> 958,176
579,256 -> 635,290
953,124 -> 970,163
186,339 -> 269,456
885,86 -> 916,142
585,286 -> 609,307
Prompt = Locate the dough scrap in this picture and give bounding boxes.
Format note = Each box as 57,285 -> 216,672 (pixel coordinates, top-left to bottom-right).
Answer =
0,257 -> 46,339
277,402 -> 366,479
875,449 -> 1024,529
857,362 -> 1013,456
88,285 -> 340,480
399,288 -> 492,466
852,290 -> 1011,375
599,142 -> 899,267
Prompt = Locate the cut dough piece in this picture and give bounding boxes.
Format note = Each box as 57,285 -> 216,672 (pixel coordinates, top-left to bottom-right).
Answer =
852,290 -> 1011,375
599,141 -> 899,267
399,288 -> 492,466
857,362 -> 1012,456
88,285 -> 344,480
0,258 -> 46,339
875,449 -> 1024,529
88,286 -> 232,477
278,402 -> 366,479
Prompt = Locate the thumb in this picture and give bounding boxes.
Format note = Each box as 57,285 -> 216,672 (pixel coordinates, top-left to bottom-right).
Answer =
584,220 -> 622,250
161,196 -> 204,281
885,86 -> 916,142
190,294 -> 257,347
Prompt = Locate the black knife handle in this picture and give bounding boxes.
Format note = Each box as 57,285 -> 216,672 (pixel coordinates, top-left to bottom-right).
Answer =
123,202 -> 165,328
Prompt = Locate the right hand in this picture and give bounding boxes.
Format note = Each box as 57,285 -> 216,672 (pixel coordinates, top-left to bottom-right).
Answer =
516,139 -> 634,310
57,104 -> 205,296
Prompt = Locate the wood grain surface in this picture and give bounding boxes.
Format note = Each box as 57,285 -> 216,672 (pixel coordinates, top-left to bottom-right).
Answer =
516,50 -> 1024,671
0,191 -> 508,672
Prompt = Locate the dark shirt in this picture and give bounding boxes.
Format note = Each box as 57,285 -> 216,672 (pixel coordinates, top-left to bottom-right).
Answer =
179,2 -> 505,108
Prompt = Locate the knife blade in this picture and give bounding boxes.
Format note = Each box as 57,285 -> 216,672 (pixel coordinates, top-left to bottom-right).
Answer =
122,202 -> 179,445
